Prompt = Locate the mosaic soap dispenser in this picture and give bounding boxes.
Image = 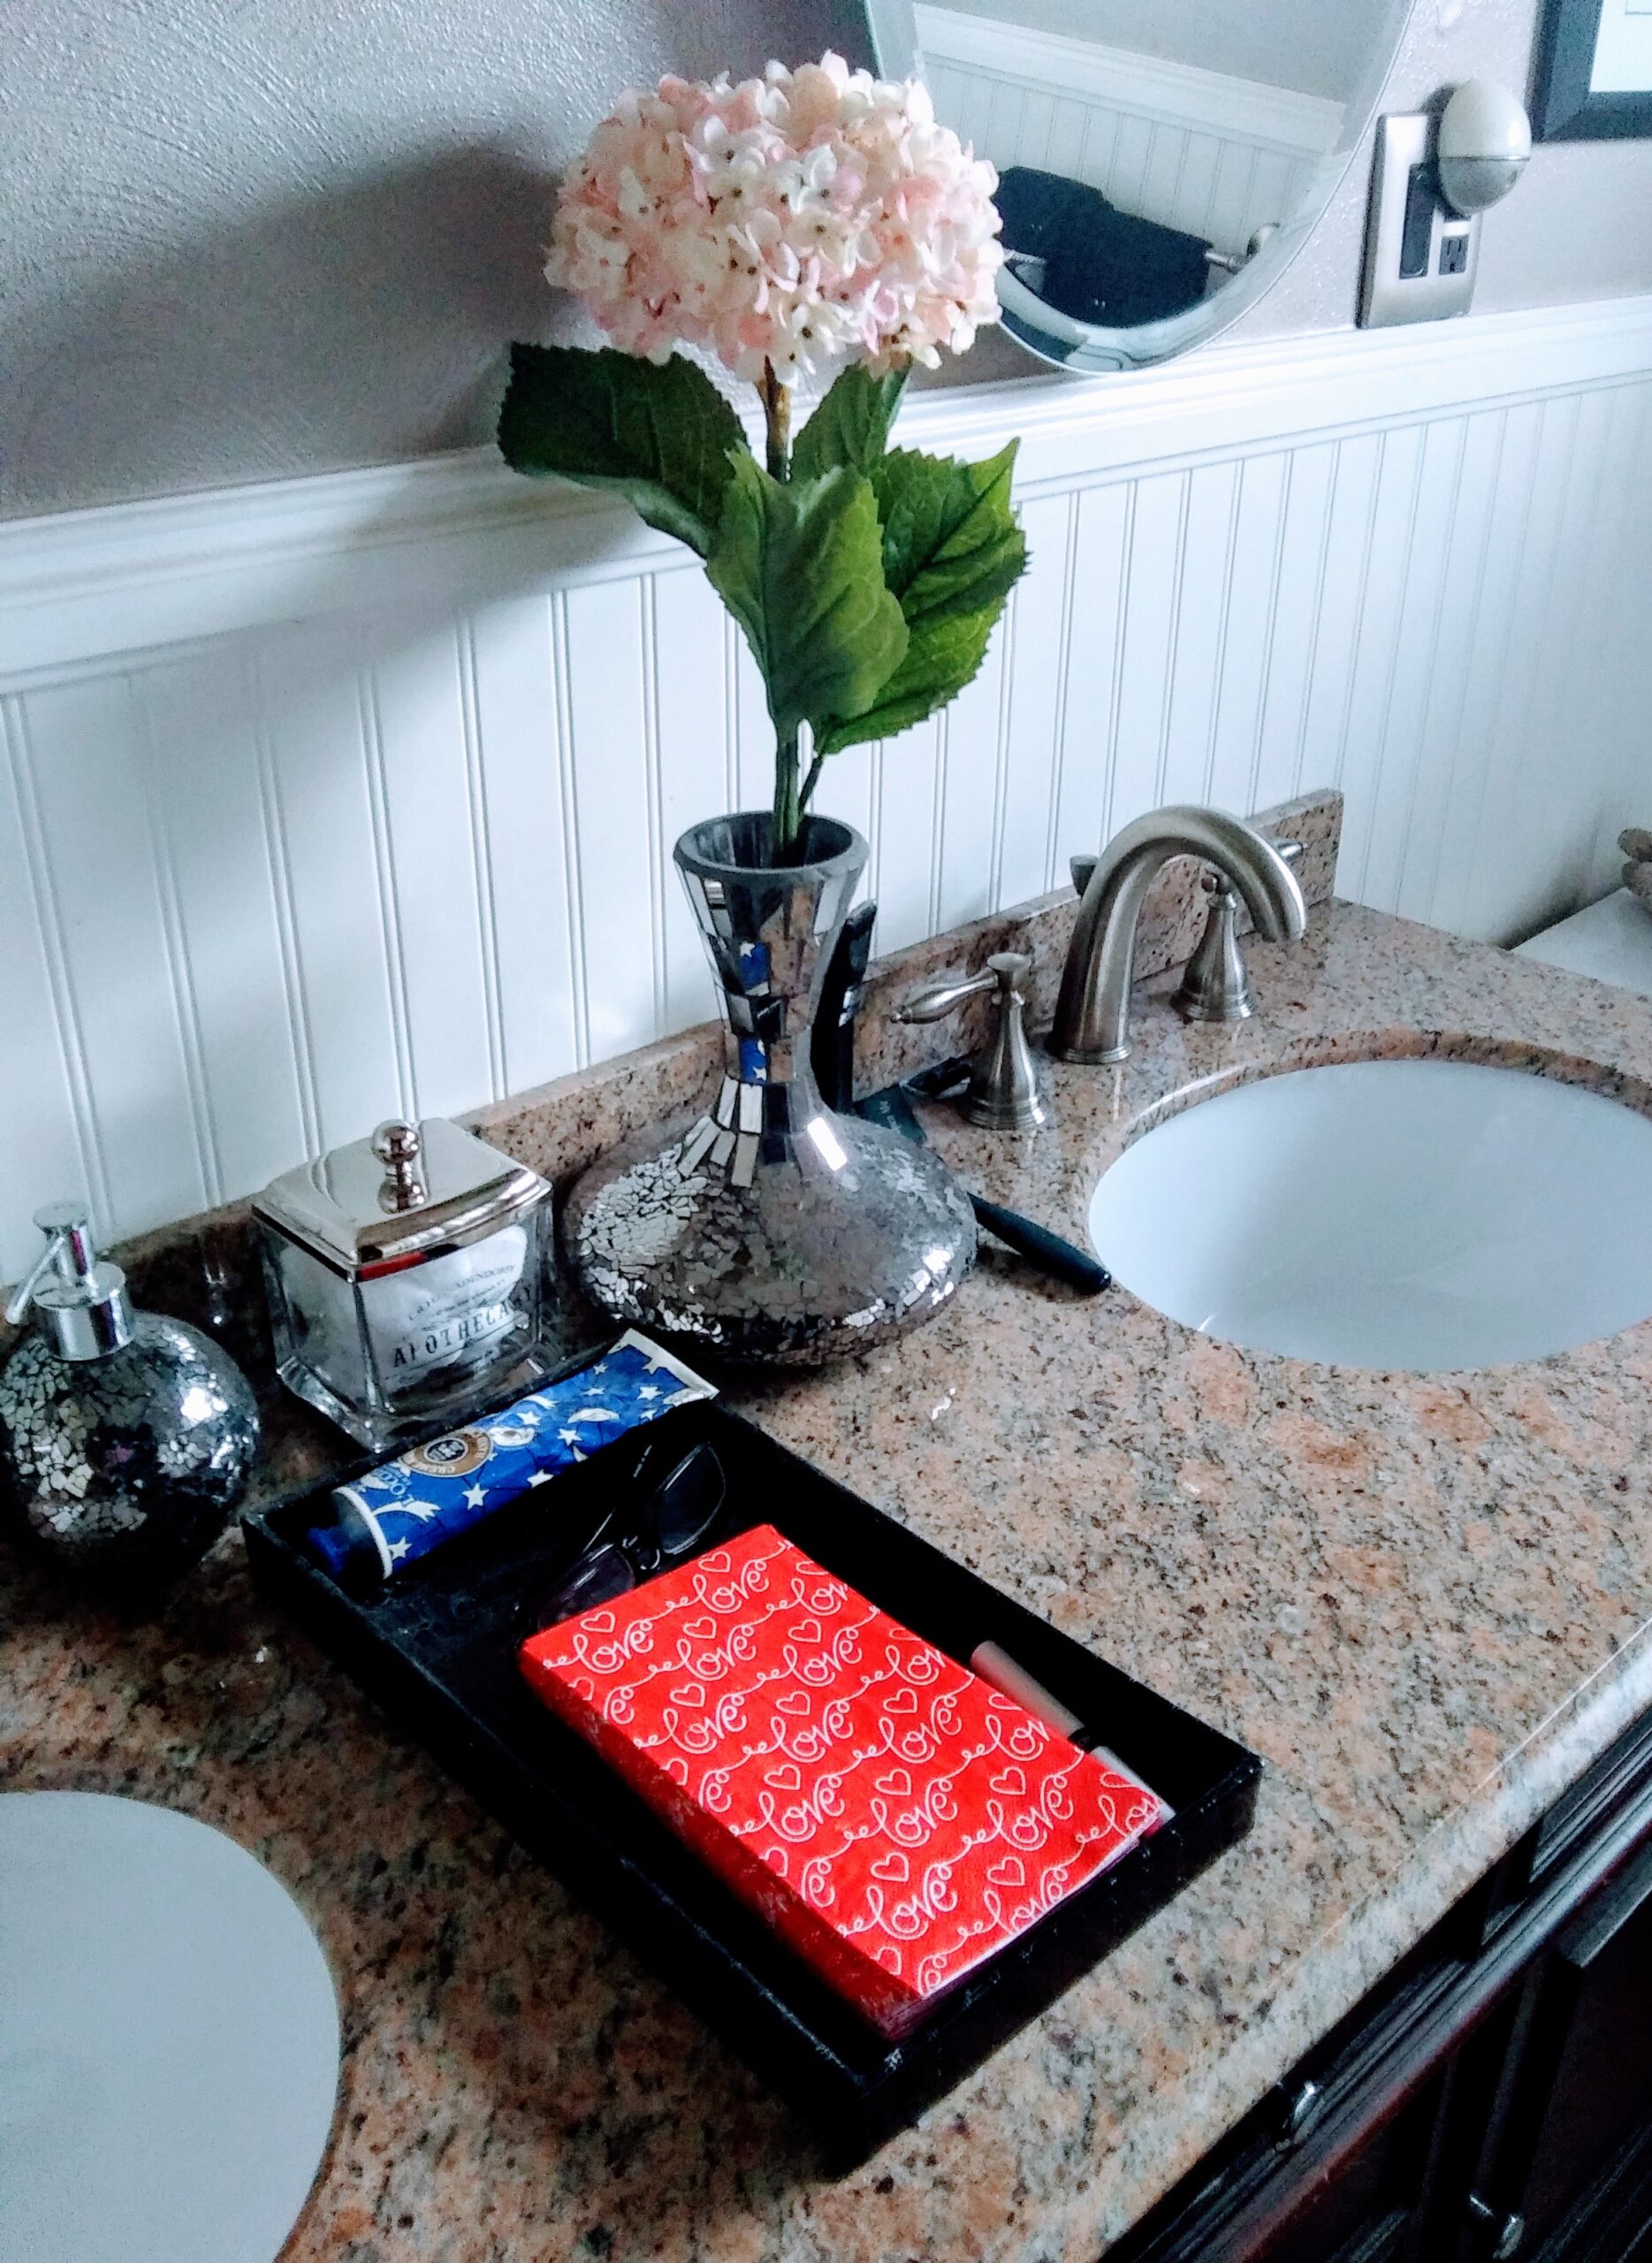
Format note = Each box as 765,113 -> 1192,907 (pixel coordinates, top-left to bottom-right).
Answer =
0,1203 -> 260,1582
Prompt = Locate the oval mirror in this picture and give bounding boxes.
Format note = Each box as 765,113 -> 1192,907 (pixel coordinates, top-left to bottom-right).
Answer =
862,0 -> 1417,370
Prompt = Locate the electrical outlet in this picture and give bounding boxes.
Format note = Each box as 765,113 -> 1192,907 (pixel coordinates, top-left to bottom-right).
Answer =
1359,113 -> 1481,327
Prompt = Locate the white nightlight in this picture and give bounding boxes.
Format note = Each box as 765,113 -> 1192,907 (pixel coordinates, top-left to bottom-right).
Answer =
1437,80 -> 1533,215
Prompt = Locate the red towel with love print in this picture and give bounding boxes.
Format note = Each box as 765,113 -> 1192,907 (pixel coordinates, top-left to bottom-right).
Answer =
519,1521 -> 1163,2035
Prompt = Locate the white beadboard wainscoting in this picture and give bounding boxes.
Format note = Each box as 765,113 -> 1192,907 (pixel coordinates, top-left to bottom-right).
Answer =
2,297 -> 1650,1276
915,3 -> 1341,259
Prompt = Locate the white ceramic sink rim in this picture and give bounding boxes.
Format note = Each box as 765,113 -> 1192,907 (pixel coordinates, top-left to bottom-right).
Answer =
1085,1053 -> 1652,1373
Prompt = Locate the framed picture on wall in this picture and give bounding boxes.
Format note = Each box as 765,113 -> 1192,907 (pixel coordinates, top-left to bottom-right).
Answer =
1534,0 -> 1652,136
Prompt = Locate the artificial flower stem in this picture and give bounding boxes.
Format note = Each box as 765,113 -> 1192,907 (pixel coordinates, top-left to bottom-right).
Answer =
760,363 -> 791,483
773,728 -> 803,865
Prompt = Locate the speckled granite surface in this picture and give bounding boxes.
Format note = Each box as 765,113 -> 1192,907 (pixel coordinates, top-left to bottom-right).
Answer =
8,868 -> 1652,2262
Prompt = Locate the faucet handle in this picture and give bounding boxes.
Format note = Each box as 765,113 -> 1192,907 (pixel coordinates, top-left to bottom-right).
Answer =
1176,839 -> 1306,1025
895,953 -> 1048,1132
896,965 -> 1001,1025
1070,853 -> 1099,899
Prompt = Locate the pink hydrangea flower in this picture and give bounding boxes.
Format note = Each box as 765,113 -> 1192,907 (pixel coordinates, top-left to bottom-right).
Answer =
545,54 -> 1003,383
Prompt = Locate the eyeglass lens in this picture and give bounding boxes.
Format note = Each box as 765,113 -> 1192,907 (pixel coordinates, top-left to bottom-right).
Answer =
540,1542 -> 639,1622
536,1442 -> 727,1627
641,1443 -> 727,1563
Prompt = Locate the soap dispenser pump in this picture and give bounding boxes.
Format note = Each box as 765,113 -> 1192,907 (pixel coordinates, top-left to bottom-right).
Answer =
0,1203 -> 261,1582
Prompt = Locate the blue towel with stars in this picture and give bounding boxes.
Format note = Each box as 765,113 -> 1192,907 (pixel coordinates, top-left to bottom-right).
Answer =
331,1331 -> 717,1581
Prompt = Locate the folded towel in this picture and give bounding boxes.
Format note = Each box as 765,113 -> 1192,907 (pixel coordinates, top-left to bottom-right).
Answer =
996,165 -> 1212,327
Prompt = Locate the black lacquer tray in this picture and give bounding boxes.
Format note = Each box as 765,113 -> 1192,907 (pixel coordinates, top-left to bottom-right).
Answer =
243,1385 -> 1260,2164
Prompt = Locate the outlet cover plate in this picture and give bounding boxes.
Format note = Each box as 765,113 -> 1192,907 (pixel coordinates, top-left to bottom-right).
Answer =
1360,112 -> 1481,327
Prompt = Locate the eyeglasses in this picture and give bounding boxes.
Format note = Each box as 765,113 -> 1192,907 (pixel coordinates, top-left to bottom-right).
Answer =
534,1435 -> 727,1626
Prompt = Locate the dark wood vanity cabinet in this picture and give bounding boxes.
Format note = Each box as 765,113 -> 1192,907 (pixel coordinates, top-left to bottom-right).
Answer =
1115,1711 -> 1652,2263
1453,1831 -> 1652,2263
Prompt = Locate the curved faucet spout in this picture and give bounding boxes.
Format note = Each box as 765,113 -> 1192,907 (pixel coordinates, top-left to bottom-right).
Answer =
1049,805 -> 1307,1063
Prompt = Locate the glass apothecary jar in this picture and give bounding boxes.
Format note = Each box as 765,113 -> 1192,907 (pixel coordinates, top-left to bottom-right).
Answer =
254,1117 -> 554,1452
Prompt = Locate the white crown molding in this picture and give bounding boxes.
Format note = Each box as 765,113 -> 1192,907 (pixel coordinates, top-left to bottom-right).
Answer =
3,293 -> 1650,684
914,2 -> 1344,156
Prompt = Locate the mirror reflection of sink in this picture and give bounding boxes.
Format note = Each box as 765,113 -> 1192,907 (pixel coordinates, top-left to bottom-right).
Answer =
1085,1058 -> 1652,1372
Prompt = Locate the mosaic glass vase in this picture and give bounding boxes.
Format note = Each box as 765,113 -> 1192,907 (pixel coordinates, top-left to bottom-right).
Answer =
564,813 -> 977,1366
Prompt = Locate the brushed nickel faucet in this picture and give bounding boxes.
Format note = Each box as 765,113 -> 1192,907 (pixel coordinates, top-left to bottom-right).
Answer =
1050,805 -> 1307,1063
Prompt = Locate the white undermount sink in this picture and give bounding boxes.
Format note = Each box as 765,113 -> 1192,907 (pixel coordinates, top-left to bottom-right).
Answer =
1085,1057 -> 1652,1371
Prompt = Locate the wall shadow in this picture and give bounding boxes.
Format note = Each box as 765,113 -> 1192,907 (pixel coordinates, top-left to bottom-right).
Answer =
4,144 -> 581,521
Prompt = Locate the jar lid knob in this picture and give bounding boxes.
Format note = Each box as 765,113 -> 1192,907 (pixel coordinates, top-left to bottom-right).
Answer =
4,1202 -> 135,1360
372,1119 -> 428,1212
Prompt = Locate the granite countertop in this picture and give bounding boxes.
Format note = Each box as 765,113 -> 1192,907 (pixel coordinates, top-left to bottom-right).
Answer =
8,891 -> 1652,2263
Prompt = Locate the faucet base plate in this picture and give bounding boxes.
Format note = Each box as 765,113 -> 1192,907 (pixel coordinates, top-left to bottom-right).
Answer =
961,1088 -> 1051,1132
1048,1040 -> 1131,1066
1176,990 -> 1258,1026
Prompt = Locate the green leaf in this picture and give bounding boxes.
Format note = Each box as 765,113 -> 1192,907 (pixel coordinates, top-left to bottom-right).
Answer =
872,440 -> 1028,622
816,441 -> 1030,754
818,604 -> 1001,756
790,362 -> 910,483
707,458 -> 909,743
498,343 -> 748,558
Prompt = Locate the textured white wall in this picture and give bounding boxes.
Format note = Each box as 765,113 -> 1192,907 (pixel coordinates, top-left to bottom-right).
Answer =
3,0 -> 1652,517
0,0 -> 867,519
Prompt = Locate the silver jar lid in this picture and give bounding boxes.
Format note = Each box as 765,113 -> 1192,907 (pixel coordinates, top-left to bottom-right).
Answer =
4,1203 -> 136,1361
252,1117 -> 551,1282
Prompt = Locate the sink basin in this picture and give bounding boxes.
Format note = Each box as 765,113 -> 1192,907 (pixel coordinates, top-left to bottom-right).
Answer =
1085,1057 -> 1652,1371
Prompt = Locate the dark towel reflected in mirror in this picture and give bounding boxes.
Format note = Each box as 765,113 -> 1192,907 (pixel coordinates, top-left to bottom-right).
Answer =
996,167 -> 1213,328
